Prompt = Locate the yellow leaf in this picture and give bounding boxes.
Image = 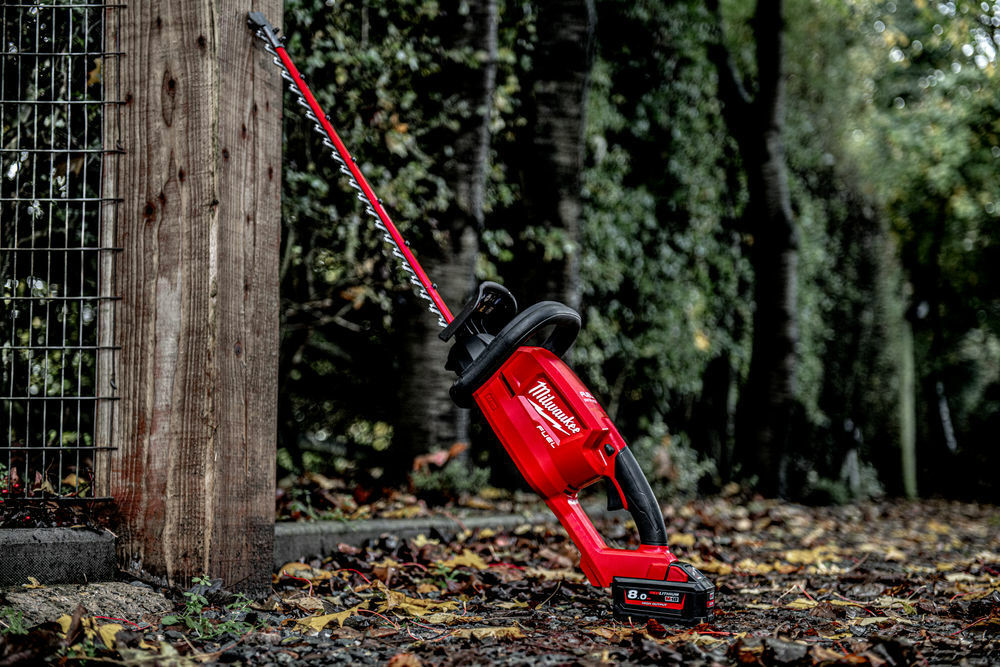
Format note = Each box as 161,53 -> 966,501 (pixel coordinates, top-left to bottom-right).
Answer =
23,577 -> 44,589
927,520 -> 951,534
668,533 -> 696,548
57,614 -> 72,635
875,596 -> 917,615
277,562 -> 332,582
87,58 -> 103,87
745,602 -> 776,610
495,601 -> 530,609
452,626 -> 525,640
98,623 -> 123,649
296,604 -> 363,631
523,567 -> 586,582
379,587 -> 459,617
413,534 -> 439,548
383,506 -> 424,519
735,558 -> 772,575
784,597 -> 818,610
440,549 -> 489,570
885,547 -> 907,562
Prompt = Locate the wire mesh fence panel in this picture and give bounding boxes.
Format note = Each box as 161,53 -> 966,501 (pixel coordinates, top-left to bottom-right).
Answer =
1,1 -> 121,505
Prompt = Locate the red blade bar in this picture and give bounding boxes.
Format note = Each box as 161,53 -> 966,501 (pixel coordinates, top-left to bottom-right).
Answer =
251,14 -> 453,326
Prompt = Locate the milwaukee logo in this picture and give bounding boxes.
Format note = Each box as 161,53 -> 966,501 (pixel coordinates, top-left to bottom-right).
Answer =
526,381 -> 581,435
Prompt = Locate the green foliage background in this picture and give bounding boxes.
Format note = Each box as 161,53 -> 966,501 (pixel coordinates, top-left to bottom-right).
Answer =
276,0 -> 1000,502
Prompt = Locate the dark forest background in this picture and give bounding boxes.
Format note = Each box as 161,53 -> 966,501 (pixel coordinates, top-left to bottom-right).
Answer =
274,0 -> 1000,504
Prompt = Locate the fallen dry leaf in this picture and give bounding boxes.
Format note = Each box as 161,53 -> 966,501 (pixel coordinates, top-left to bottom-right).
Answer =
440,549 -> 489,570
295,604 -> 364,630
451,626 -> 526,640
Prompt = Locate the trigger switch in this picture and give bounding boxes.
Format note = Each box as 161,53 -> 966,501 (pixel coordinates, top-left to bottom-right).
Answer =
604,477 -> 625,511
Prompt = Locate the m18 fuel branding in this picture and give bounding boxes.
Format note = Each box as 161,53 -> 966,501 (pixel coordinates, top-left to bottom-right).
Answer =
526,380 -> 581,439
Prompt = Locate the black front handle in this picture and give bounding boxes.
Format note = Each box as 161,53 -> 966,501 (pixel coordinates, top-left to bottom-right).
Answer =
449,301 -> 581,408
613,448 -> 668,546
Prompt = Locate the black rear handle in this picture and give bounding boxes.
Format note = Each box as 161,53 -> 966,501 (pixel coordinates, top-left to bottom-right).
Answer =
612,448 -> 668,546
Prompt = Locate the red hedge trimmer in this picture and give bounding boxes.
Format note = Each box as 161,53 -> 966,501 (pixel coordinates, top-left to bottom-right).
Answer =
249,12 -> 715,625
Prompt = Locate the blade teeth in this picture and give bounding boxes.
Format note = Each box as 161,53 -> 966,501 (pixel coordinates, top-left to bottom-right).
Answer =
255,40 -> 449,330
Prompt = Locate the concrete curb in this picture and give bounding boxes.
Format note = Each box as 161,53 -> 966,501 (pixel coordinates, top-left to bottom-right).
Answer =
2,506 -> 609,584
0,528 -> 116,586
273,509 -> 565,566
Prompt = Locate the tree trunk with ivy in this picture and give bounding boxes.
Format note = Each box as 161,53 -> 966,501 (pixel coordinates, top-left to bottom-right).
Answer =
507,0 -> 595,310
710,0 -> 802,497
392,0 -> 499,471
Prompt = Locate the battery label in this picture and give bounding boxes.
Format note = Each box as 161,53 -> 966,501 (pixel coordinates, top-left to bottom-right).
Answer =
624,588 -> 683,607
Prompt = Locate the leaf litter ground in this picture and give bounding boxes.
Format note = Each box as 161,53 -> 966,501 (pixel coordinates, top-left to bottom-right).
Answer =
2,498 -> 998,665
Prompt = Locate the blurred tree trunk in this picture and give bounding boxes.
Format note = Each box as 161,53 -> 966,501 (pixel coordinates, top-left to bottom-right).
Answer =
899,310 -> 917,498
393,0 -> 498,469
511,0 -> 595,309
710,0 -> 801,496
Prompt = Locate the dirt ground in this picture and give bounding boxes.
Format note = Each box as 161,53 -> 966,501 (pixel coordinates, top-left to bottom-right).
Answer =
2,498 -> 998,665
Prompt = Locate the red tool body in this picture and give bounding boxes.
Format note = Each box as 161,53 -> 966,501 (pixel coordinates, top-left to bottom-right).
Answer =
249,12 -> 714,624
475,347 -> 677,588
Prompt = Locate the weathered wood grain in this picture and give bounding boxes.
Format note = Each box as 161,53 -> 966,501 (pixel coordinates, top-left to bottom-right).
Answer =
108,0 -> 282,594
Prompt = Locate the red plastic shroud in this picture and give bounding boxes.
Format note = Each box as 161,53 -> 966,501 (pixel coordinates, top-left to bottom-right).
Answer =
473,346 -> 678,589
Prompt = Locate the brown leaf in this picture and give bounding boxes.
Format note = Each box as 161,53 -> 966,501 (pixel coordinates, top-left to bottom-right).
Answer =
451,626 -> 526,640
367,626 -> 398,638
87,58 -> 102,86
387,653 -> 423,667
276,562 -> 332,582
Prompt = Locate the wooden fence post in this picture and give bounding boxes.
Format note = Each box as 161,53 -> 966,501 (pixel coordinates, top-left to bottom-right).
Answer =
108,0 -> 282,594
